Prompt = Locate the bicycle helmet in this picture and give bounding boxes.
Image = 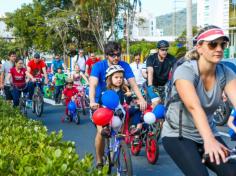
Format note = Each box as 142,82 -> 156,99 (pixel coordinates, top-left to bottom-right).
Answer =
157,40 -> 169,49
66,78 -> 74,84
105,65 -> 124,78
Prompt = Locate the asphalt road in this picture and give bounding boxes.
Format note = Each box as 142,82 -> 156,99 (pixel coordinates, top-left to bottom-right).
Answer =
28,103 -> 235,176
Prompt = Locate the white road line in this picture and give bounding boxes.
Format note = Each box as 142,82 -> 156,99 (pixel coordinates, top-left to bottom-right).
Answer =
218,131 -> 230,138
44,98 -> 62,106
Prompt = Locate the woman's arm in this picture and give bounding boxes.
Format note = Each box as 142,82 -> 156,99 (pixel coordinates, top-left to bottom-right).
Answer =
176,79 -> 228,164
80,72 -> 89,84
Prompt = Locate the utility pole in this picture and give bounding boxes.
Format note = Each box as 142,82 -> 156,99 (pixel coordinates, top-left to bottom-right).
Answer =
186,0 -> 193,50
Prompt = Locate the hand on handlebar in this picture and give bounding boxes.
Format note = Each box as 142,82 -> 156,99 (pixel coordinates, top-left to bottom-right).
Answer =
90,102 -> 99,110
137,99 -> 147,112
202,137 -> 229,164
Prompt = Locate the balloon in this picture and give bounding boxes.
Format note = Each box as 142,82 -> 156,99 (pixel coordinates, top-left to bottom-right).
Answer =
101,90 -> 119,110
68,101 -> 77,112
111,115 -> 122,129
92,108 -> 114,126
144,112 -> 156,124
153,104 -> 166,119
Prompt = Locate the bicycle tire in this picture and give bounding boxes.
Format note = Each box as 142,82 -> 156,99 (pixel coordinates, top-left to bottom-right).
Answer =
19,98 -> 25,115
75,111 -> 80,125
213,101 -> 231,126
35,95 -> 44,117
104,138 -> 112,174
116,140 -> 133,176
146,136 -> 159,164
80,96 -> 86,115
130,135 -> 142,156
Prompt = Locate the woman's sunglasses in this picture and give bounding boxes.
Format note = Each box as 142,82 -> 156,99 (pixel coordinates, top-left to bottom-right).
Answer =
207,41 -> 228,50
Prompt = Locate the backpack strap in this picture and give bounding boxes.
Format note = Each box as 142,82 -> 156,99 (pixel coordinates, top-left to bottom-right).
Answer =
217,63 -> 226,90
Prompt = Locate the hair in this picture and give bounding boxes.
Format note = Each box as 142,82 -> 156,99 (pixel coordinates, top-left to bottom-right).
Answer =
104,42 -> 121,56
8,51 -> 16,57
15,57 -> 23,64
106,71 -> 128,92
186,25 -> 221,60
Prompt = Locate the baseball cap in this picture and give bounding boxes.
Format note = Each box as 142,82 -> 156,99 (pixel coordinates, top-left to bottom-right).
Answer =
34,53 -> 40,58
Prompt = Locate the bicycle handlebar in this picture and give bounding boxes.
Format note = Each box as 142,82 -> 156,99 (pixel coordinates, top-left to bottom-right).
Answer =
202,147 -> 236,162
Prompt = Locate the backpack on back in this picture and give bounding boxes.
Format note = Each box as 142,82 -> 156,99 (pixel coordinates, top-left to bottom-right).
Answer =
165,58 -> 226,108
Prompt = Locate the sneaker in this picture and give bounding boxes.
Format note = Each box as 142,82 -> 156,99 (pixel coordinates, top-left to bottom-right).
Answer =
96,163 -> 103,171
101,127 -> 111,138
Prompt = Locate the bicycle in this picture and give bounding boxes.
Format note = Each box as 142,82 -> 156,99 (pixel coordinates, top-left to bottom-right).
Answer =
15,85 -> 28,116
32,78 -> 44,117
102,125 -> 133,176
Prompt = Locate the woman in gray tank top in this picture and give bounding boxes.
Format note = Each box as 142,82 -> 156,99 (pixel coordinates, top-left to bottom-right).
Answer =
161,25 -> 236,176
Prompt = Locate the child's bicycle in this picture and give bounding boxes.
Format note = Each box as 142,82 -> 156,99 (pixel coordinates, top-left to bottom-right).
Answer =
102,125 -> 133,176
61,96 -> 80,125
123,103 -> 160,164
74,84 -> 89,115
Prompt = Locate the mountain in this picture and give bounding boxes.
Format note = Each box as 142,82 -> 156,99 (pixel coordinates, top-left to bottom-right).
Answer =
156,3 -> 197,36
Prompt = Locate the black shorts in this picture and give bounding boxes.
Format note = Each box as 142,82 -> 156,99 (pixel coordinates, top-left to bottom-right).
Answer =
4,85 -> 13,100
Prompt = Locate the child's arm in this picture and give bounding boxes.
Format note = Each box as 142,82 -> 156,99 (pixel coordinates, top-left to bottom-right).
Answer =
80,72 -> 89,84
227,115 -> 236,133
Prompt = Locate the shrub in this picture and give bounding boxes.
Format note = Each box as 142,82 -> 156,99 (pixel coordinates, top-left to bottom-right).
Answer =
0,100 -> 107,175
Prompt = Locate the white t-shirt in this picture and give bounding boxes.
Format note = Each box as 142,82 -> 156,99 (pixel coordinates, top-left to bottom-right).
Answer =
130,62 -> 145,85
72,54 -> 87,72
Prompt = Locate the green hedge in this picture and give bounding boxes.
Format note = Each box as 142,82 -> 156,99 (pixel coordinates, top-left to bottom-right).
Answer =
0,100 -> 108,175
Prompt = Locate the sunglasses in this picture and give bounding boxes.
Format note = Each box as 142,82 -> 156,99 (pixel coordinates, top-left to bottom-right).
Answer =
207,41 -> 228,50
108,53 -> 121,58
159,48 -> 168,52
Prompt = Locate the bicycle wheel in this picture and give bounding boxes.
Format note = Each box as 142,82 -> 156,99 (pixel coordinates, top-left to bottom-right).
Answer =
130,135 -> 142,156
80,96 -> 86,115
35,95 -> 44,117
103,138 -> 112,174
19,98 -> 27,116
146,136 -> 159,164
75,111 -> 80,125
116,140 -> 133,176
213,101 -> 231,126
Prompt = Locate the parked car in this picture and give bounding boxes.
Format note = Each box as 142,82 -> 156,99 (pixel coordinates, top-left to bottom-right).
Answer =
213,58 -> 236,126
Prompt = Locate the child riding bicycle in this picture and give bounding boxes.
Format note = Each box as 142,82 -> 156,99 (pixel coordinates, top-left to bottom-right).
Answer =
73,65 -> 89,87
62,78 -> 79,116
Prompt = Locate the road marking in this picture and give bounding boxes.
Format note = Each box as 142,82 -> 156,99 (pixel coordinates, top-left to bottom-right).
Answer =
44,98 -> 62,106
218,131 -> 230,138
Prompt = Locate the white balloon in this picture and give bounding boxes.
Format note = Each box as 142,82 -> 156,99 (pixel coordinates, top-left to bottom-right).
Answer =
144,112 -> 156,124
111,116 -> 122,129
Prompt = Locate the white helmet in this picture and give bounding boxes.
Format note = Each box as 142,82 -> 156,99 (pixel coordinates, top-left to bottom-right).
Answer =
105,65 -> 124,78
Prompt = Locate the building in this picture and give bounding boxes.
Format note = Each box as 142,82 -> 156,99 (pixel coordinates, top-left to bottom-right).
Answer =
0,14 -> 14,41
197,0 -> 229,31
131,10 -> 176,42
229,0 -> 236,58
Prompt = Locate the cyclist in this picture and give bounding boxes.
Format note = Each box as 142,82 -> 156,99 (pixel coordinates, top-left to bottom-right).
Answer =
130,52 -> 145,87
73,65 -> 89,86
8,58 -> 32,107
146,40 -> 176,107
85,52 -> 100,77
51,54 -> 66,74
62,78 -> 78,116
54,67 -> 67,104
0,51 -> 16,102
89,41 -> 147,168
162,25 -> 236,175
27,53 -> 48,105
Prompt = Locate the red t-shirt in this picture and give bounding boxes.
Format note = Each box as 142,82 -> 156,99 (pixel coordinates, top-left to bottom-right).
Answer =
10,67 -> 27,88
63,87 -> 79,100
27,59 -> 46,78
86,57 -> 100,75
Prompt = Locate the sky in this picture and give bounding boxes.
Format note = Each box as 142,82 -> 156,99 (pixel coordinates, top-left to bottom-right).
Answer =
0,0 -> 197,17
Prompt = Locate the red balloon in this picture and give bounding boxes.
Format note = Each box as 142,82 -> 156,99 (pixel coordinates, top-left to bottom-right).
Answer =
92,108 -> 114,126
144,105 -> 153,115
